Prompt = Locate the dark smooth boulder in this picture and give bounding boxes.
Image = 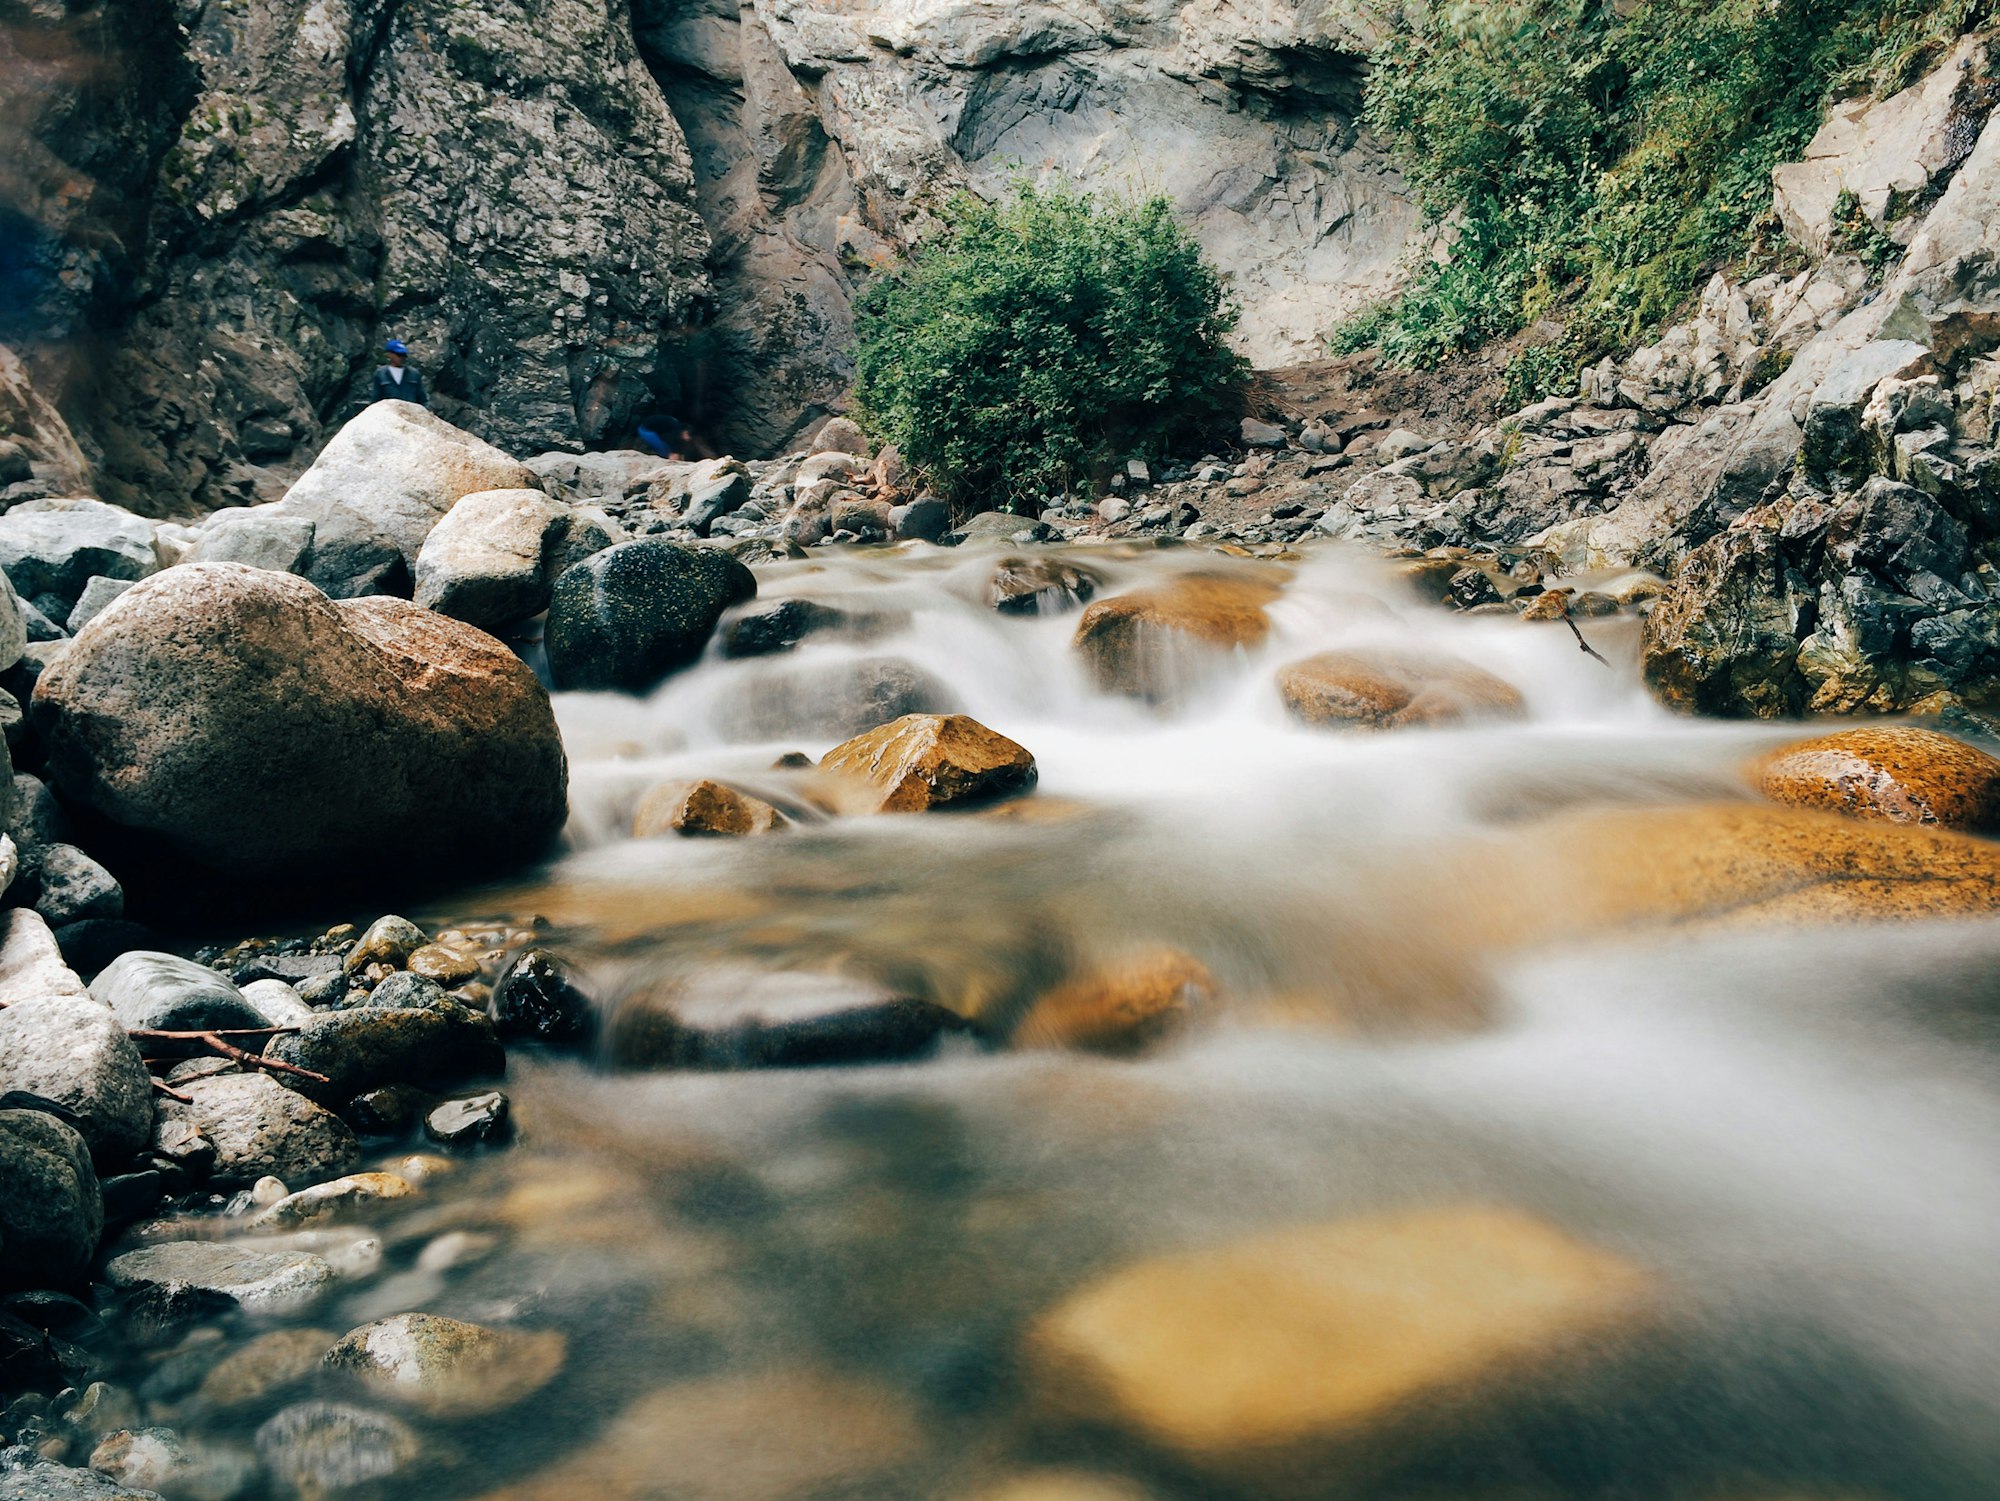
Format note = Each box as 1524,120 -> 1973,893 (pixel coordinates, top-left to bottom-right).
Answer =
544,541 -> 754,692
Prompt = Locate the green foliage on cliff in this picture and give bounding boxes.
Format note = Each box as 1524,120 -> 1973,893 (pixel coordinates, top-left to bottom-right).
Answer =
852,186 -> 1248,508
1342,0 -> 1990,381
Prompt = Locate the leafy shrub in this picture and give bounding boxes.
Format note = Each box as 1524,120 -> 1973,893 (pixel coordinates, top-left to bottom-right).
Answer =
1348,0 -> 1988,369
852,185 -> 1248,510
1502,338 -> 1585,409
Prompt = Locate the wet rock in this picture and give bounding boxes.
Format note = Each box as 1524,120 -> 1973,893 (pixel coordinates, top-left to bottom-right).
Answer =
955,1475 -> 1152,1501
1025,1206 -> 1655,1491
1276,649 -> 1527,731
612,968 -> 961,1070
106,1244 -> 338,1315
90,953 -> 265,1034
263,1007 -> 505,1106
343,917 -> 427,976
248,1174 -> 415,1232
413,489 -> 613,632
467,1369 -> 917,1501
160,1074 -> 360,1189
0,997 -> 151,1163
196,1329 -> 338,1413
683,469 -> 753,536
254,1403 -> 419,1495
947,512 -> 1053,547
238,981 -> 315,1029
894,496 -> 950,543
718,657 -> 955,741
324,1313 -> 563,1418
359,973 -> 451,1012
1073,575 -> 1279,701
0,501 -> 157,616
88,1427 -> 255,1501
405,945 -> 479,987
340,1086 -> 434,1139
30,846 -> 122,928
1012,951 -> 1214,1054
0,909 -> 88,1005
0,1110 -> 101,1285
34,565 -> 569,886
718,599 -> 854,658
0,1449 -> 157,1500
820,713 -> 1037,814
1752,726 -> 2000,832
275,403 -> 541,587
986,557 -> 1101,617
632,779 -> 788,838
422,1092 -> 511,1149
489,950 -> 595,1049
544,541 -> 756,692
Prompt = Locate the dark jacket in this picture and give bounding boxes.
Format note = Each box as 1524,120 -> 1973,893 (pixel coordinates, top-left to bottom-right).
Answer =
372,364 -> 428,406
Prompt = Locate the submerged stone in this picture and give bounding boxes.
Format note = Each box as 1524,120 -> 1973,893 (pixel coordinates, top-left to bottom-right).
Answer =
106,1243 -> 338,1315
1751,725 -> 2000,832
631,778 -> 787,838
1072,574 -> 1279,701
612,968 -> 961,1070
1276,648 -> 1526,731
254,1403 -> 419,1495
324,1313 -> 564,1418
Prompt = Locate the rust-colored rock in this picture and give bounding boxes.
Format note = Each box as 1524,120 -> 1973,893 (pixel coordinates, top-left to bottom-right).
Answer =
1750,725 -> 2000,833
1013,950 -> 1215,1054
1073,574 -> 1280,700
820,713 -> 1036,813
1277,648 -> 1525,731
632,778 -> 788,837
1024,1206 -> 1656,1493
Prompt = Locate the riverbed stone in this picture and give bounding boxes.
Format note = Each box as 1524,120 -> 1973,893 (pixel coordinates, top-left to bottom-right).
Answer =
413,489 -> 610,632
248,1174 -> 416,1232
159,1073 -> 360,1189
611,968 -> 961,1070
819,713 -> 1037,813
342,917 -> 427,975
468,1369 -> 918,1501
631,779 -> 788,838
0,1448 -> 159,1500
254,1403 -> 419,1494
1073,575 -> 1280,701
359,973 -> 451,1012
0,1110 -> 101,1285
719,656 -> 955,741
987,556 -> 1101,616
1012,950 -> 1215,1054
261,1006 -> 505,1106
238,980 -> 314,1028
422,1092 -> 511,1148
190,508 -> 316,575
543,541 -> 756,692
29,845 -> 122,928
87,1427 -> 255,1501
197,1329 -> 338,1413
404,945 -> 479,987
33,565 -> 568,886
52,921 -> 157,981
489,950 -> 595,1048
106,1244 -> 338,1315
1025,1206 -> 1656,1491
1750,726 -> 2000,832
324,1314 -> 564,1418
0,501 -> 157,615
0,996 -> 151,1163
90,953 -> 264,1034
1277,649 -> 1527,731
718,599 -> 854,658
0,909 -> 88,1004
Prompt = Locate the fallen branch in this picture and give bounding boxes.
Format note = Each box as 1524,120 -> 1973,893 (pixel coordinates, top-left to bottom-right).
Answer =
125,1028 -> 330,1087
1561,603 -> 1612,667
151,1078 -> 194,1104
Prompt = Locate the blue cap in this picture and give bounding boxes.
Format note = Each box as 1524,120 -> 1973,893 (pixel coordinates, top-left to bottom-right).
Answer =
384,338 -> 409,355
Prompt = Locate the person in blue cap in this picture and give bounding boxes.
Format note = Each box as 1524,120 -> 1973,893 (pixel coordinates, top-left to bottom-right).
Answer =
634,412 -> 696,459
372,338 -> 429,407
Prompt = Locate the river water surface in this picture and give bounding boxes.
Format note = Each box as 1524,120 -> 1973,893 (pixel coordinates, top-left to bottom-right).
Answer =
147,544 -> 2000,1500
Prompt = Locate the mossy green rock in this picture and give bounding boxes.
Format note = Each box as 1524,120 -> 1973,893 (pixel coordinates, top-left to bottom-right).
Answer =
544,541 -> 755,693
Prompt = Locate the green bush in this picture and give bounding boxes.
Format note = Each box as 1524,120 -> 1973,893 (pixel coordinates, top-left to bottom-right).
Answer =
1348,0 -> 1988,370
852,185 -> 1248,510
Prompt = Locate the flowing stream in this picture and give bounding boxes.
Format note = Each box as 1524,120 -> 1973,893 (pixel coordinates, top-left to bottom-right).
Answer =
139,543 -> 2000,1500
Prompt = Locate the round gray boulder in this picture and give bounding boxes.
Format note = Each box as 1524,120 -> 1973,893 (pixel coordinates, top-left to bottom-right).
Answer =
33,563 -> 568,885
0,1108 -> 101,1284
0,995 -> 152,1163
90,952 -> 266,1033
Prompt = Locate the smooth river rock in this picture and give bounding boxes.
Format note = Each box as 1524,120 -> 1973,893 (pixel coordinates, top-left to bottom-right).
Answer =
254,1403 -> 420,1494
611,967 -> 961,1070
0,996 -> 152,1163
819,713 -> 1037,813
631,779 -> 788,838
0,1109 -> 102,1285
1072,574 -> 1280,701
1024,1206 -> 1657,1492
0,500 -> 157,615
1012,949 -> 1215,1054
90,952 -> 266,1034
324,1313 -> 565,1417
106,1243 -> 338,1315
1751,725 -> 2000,832
262,1005 -> 505,1106
1276,648 -> 1527,731
34,563 -> 568,886
158,1073 -> 360,1189
544,540 -> 756,692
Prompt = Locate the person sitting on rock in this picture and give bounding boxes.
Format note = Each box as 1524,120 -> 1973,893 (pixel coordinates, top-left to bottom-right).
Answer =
635,413 -> 696,460
372,339 -> 429,407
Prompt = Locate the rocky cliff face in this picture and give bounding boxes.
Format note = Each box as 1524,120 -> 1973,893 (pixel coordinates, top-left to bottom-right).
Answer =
3,0 -> 1414,510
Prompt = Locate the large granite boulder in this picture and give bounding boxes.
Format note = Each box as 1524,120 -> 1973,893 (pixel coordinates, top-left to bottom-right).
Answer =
413,490 -> 618,632
544,541 -> 755,692
34,563 -> 567,885
276,405 -> 541,595
0,996 -> 153,1163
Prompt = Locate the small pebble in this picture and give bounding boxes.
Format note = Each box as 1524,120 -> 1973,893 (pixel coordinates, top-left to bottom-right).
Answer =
423,1092 -> 511,1149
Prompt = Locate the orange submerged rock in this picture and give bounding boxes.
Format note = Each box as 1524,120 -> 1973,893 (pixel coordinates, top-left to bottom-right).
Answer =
631,777 -> 788,837
1073,574 -> 1281,700
1012,949 -> 1215,1053
1277,647 -> 1525,731
1750,724 -> 2000,833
